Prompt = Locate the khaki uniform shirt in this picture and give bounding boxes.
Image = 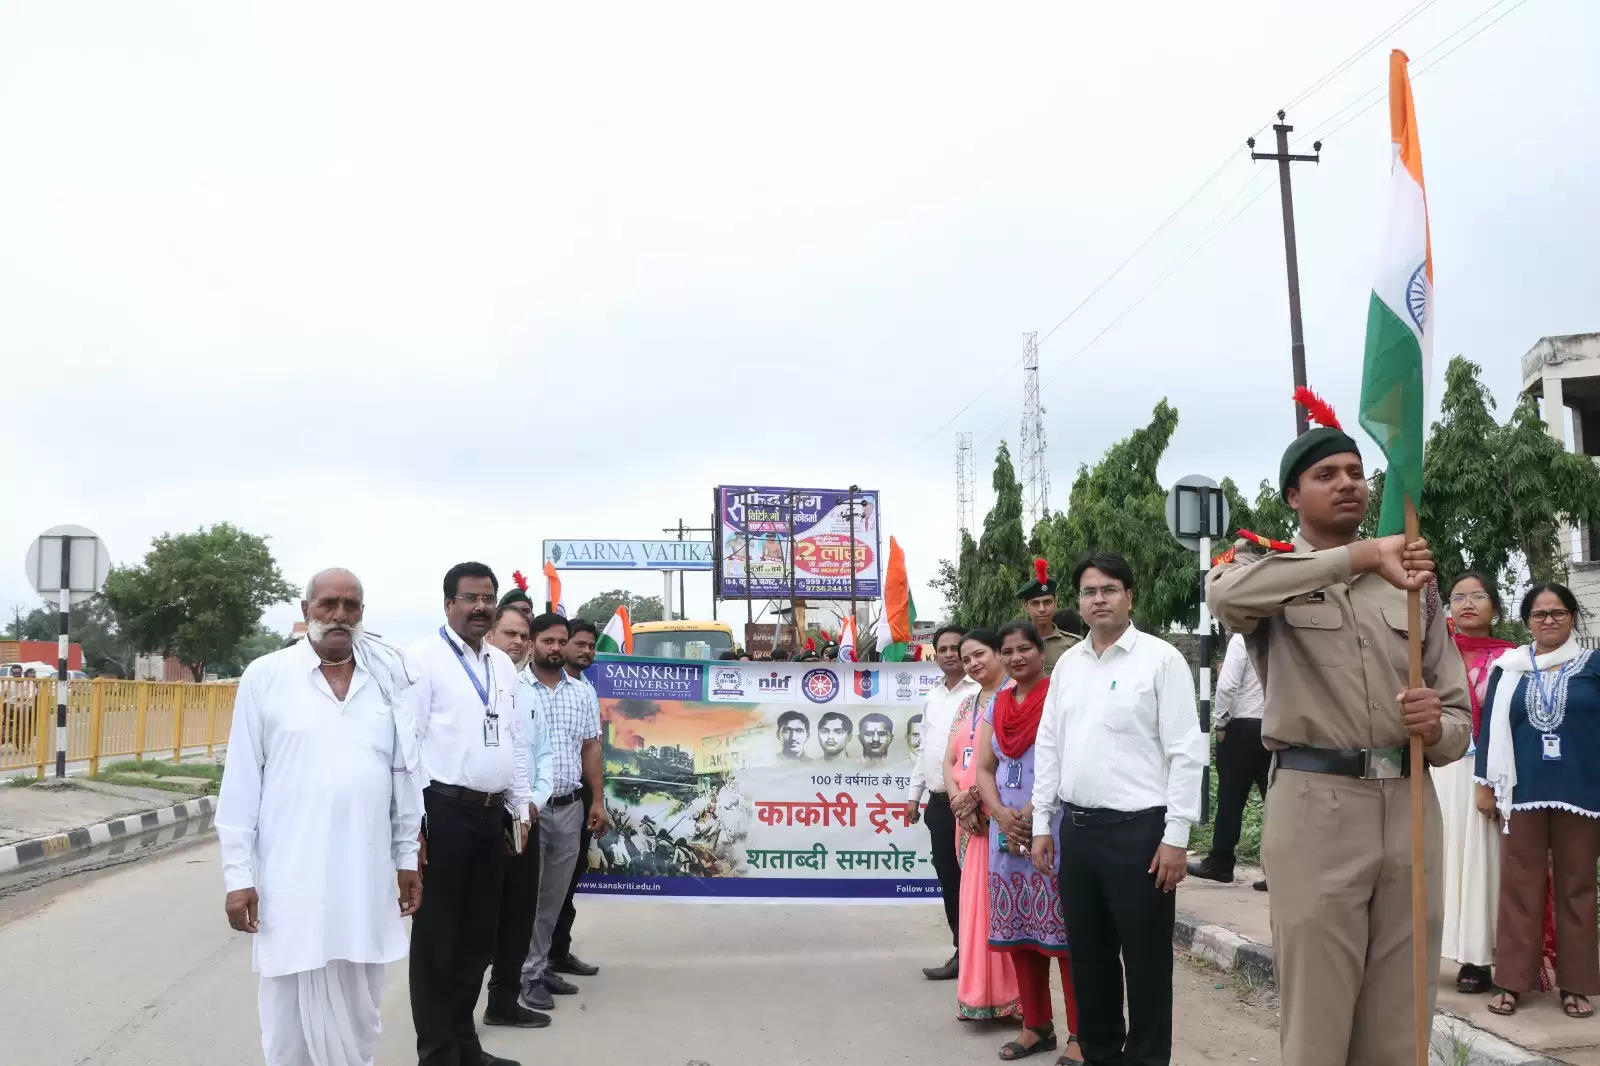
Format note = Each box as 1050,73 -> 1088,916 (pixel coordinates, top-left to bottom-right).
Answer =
1205,535 -> 1471,763
1040,629 -> 1080,676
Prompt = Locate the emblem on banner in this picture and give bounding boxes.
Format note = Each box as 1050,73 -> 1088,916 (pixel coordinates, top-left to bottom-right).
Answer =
712,668 -> 746,699
853,670 -> 879,699
803,668 -> 841,704
757,671 -> 792,694
895,670 -> 915,700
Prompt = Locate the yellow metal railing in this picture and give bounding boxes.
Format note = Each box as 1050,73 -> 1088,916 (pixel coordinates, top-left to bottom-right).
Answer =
0,678 -> 236,778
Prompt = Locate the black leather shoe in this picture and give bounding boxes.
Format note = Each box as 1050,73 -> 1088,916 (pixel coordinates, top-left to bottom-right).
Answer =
1253,878 -> 1268,892
1186,856 -> 1235,883
551,953 -> 600,976
479,1054 -> 522,1066
922,952 -> 959,981
544,973 -> 579,995
520,985 -> 555,1011
484,1001 -> 551,1028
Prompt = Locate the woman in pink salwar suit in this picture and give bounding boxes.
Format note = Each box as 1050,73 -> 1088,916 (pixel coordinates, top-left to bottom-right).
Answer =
944,628 -> 1019,1021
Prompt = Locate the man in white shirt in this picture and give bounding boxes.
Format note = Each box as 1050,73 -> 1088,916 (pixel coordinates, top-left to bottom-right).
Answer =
1030,552 -> 1207,1066
903,625 -> 978,981
1187,632 -> 1270,888
518,614 -> 607,1014
483,606 -> 556,1030
217,568 -> 424,1066
406,563 -> 533,1066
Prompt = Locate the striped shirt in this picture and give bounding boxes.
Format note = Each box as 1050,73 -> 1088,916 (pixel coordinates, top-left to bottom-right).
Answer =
525,668 -> 600,796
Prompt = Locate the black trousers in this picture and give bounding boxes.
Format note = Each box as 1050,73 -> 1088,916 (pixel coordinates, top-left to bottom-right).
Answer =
485,816 -> 541,1010
1210,718 -> 1271,864
551,780 -> 592,961
1059,807 -> 1174,1066
411,788 -> 507,1066
923,791 -> 961,946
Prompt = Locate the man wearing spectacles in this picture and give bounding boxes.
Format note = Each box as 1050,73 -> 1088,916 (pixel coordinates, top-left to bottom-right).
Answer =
406,562 -> 533,1066
1207,405 -> 1471,1066
1030,551 -> 1206,1066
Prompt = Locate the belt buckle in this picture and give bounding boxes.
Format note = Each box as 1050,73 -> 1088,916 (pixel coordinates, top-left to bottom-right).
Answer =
480,790 -> 495,807
1363,748 -> 1403,780
1070,810 -> 1088,828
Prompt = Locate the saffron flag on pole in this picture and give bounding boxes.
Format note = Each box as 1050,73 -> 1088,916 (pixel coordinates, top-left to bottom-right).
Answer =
1360,49 -> 1432,536
837,615 -> 857,663
597,605 -> 632,654
543,561 -> 566,617
878,537 -> 917,661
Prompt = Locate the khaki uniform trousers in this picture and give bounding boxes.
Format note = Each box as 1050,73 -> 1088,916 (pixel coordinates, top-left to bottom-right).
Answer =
1263,767 -> 1442,1066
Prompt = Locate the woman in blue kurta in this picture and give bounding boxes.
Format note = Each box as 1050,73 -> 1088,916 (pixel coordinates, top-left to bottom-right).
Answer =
1476,582 -> 1600,1018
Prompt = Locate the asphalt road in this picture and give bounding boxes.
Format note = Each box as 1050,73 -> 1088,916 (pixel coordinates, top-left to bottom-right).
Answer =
0,840 -> 1282,1065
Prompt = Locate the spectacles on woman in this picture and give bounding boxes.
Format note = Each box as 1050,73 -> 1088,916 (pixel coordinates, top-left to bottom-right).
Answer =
1530,609 -> 1572,624
1450,591 -> 1490,604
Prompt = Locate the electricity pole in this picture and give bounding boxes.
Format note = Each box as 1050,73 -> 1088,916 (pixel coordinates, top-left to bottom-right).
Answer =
661,518 -> 715,620
1250,111 -> 1321,436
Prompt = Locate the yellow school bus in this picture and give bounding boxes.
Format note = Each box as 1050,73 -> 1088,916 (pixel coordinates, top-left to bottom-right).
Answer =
629,620 -> 735,660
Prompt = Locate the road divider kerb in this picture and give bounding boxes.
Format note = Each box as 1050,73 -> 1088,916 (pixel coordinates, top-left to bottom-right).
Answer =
0,795 -> 215,875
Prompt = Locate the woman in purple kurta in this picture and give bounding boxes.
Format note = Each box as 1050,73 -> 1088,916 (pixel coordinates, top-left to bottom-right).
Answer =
977,621 -> 1080,1062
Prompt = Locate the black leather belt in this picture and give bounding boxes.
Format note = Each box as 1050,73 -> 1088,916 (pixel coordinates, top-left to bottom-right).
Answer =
1064,804 -> 1165,827
549,789 -> 584,807
1276,745 -> 1409,780
427,782 -> 506,807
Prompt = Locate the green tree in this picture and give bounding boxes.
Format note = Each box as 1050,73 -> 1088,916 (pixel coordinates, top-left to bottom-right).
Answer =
102,523 -> 297,681
950,442 -> 1030,629
3,596 -> 138,676
1033,400 -> 1198,630
207,624 -> 293,678
1422,356 -> 1600,588
574,589 -> 664,624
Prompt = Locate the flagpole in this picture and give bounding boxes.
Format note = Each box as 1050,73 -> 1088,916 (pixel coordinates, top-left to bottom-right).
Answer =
1406,497 -> 1427,1066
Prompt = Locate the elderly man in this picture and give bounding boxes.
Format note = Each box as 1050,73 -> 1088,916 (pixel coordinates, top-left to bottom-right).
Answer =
217,568 -> 424,1066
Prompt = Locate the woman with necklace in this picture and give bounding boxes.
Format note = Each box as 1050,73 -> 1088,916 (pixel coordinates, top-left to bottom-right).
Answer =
977,622 -> 1081,1063
1439,573 -> 1517,994
944,628 -> 1020,1022
1476,582 -> 1600,1018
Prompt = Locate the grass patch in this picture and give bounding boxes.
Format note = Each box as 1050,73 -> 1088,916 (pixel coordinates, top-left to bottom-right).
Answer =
5,774 -> 33,788
96,759 -> 223,795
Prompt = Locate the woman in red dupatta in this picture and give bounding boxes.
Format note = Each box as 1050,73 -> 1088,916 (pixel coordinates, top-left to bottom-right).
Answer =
977,622 -> 1081,1062
1439,572 -> 1549,995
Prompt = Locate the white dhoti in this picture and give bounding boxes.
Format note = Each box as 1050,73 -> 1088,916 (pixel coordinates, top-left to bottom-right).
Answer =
259,960 -> 386,1066
1438,754 -> 1500,966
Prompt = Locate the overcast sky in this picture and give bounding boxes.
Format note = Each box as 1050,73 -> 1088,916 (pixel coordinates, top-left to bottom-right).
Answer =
1,1 -> 1592,647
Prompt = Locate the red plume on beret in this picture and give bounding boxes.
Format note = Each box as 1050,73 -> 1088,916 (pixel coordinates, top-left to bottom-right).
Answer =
512,570 -> 529,591
1292,386 -> 1342,430
1034,558 -> 1049,583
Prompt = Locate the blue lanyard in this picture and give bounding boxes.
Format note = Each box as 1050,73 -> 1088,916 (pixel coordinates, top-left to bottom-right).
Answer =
1529,646 -> 1570,722
440,626 -> 495,715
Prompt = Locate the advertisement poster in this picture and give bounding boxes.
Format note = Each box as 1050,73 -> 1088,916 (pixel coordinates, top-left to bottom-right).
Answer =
577,655 -> 949,901
714,485 -> 881,600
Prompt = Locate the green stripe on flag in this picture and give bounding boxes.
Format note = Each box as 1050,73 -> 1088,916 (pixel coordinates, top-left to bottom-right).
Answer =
1359,292 -> 1425,537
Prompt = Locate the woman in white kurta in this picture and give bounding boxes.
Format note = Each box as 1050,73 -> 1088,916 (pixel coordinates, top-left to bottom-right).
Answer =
218,621 -> 423,1066
1438,573 -> 1516,993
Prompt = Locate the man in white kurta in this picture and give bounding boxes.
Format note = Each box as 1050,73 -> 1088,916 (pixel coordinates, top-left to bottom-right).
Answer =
218,569 -> 424,1066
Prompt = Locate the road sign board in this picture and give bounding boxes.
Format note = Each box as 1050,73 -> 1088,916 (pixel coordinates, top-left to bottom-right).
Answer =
1165,475 -> 1229,551
24,524 -> 110,605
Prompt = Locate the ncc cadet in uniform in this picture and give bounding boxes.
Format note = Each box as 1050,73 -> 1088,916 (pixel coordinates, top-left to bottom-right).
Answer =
1206,391 -> 1472,1066
1017,559 -> 1079,675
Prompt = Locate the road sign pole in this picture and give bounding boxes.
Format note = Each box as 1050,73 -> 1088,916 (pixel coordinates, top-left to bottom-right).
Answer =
1197,532 -> 1213,825
55,536 -> 71,779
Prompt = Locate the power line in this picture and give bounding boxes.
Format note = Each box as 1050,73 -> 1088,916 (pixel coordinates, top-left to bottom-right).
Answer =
1281,0 -> 1443,113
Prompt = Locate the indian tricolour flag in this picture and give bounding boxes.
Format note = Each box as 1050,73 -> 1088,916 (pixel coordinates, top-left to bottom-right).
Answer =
1360,49 -> 1432,537
877,536 -> 917,662
597,605 -> 632,655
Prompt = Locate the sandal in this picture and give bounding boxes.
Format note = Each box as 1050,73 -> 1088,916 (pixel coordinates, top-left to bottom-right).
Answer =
1487,989 -> 1519,1016
1562,990 -> 1595,1019
998,1024 -> 1058,1061
1456,964 -> 1493,995
1056,1034 -> 1084,1064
